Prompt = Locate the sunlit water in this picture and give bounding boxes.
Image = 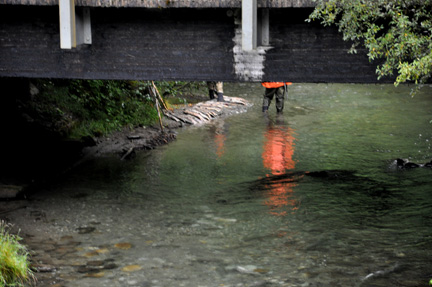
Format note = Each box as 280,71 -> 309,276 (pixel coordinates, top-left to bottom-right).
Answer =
19,83 -> 432,286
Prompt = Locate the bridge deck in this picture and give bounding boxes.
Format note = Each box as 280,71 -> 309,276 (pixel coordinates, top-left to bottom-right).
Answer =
0,0 -> 314,7
0,3 -> 387,83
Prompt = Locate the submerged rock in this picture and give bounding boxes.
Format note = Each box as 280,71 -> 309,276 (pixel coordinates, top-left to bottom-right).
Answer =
31,263 -> 57,273
76,226 -> 96,234
391,158 -> 432,169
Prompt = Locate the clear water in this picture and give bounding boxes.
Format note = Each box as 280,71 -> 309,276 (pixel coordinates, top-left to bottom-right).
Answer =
22,83 -> 432,287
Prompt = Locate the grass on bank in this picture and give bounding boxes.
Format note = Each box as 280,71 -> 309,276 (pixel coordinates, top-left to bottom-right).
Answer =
23,80 -> 207,140
0,221 -> 34,287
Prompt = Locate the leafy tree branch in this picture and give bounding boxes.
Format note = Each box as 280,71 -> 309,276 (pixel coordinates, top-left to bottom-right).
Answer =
307,0 -> 432,92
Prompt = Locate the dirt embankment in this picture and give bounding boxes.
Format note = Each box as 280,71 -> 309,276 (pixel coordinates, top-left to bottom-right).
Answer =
83,96 -> 251,159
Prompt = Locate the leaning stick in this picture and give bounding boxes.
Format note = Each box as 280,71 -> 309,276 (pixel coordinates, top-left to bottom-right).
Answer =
150,87 -> 164,131
152,81 -> 168,110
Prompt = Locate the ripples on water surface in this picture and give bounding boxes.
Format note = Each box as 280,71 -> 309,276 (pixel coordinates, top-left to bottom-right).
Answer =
35,83 -> 432,286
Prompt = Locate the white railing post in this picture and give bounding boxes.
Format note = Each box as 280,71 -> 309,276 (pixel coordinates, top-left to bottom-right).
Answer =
59,1 -> 92,49
59,0 -> 76,49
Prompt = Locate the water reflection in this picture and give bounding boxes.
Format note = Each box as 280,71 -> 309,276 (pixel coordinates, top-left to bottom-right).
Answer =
261,115 -> 300,216
210,120 -> 228,158
17,83 -> 432,287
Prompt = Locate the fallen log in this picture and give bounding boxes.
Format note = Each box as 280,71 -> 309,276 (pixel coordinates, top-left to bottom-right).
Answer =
190,109 -> 210,121
163,111 -> 181,122
184,110 -> 207,121
180,114 -> 199,125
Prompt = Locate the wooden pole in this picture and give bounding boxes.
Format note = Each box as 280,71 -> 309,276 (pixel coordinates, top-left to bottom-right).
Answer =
150,87 -> 164,131
151,81 -> 168,110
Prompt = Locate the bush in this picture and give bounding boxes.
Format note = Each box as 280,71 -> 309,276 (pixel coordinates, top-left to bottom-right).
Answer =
308,0 -> 432,93
0,221 -> 34,287
25,79 -> 160,139
20,80 -> 208,140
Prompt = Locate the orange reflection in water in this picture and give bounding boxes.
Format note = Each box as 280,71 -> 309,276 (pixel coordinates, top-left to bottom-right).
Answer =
214,133 -> 226,158
210,121 -> 227,159
262,123 -> 301,216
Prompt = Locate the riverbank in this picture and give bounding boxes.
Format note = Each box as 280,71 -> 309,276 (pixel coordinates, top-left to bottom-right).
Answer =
0,95 -> 252,198
0,95 -> 253,287
82,96 -> 251,160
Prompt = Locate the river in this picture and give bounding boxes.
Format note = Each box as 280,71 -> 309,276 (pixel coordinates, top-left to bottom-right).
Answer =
5,83 -> 432,287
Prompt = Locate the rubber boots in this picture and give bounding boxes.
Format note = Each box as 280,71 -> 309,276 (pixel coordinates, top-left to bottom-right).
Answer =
209,90 -> 215,100
217,92 -> 225,102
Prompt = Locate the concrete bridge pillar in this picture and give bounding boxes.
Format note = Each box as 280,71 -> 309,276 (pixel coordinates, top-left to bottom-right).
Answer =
258,8 -> 270,46
242,0 -> 257,51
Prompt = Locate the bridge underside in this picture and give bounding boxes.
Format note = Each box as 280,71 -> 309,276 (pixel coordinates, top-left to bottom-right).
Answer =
0,0 -> 315,8
0,5 -> 388,83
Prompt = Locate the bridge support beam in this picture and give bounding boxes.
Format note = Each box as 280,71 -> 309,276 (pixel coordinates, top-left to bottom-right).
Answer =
258,8 -> 269,46
59,0 -> 92,49
242,0 -> 257,51
59,0 -> 76,49
76,8 -> 92,45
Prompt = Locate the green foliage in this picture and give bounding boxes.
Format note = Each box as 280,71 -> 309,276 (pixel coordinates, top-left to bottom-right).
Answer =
308,0 -> 432,92
130,81 -> 208,107
0,221 -> 34,287
23,80 -> 207,139
28,79 -> 160,139
153,81 -> 206,97
68,80 -> 159,137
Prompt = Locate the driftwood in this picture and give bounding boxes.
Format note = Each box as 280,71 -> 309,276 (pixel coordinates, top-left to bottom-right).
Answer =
120,147 -> 135,160
184,110 -> 206,121
182,114 -> 199,125
149,86 -> 164,131
193,110 -> 211,120
164,96 -> 250,126
155,97 -> 164,131
151,81 -> 168,110
163,111 -> 181,122
127,135 -> 142,140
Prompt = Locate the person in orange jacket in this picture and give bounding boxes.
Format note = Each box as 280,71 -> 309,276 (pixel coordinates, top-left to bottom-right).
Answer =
261,82 -> 292,113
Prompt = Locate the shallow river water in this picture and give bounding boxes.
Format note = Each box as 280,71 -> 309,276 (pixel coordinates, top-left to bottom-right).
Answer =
7,83 -> 432,287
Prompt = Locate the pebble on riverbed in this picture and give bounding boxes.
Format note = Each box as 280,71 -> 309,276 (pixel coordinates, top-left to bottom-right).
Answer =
121,265 -> 142,272
76,226 -> 96,234
114,242 -> 132,250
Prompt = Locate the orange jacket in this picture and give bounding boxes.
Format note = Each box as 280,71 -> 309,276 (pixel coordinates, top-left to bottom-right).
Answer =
261,82 -> 293,89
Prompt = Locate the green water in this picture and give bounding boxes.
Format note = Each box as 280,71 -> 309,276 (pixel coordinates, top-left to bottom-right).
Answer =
28,83 -> 432,286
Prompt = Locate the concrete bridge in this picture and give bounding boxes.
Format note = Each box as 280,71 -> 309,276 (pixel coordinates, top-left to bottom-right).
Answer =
0,0 -> 387,83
